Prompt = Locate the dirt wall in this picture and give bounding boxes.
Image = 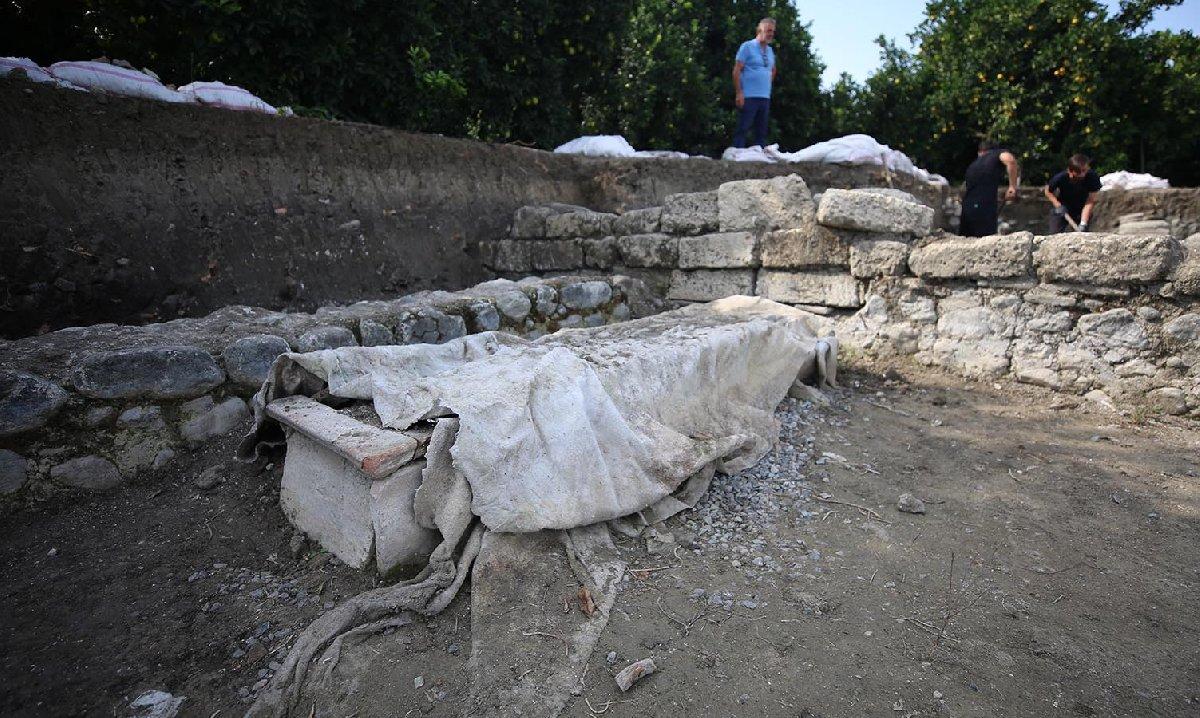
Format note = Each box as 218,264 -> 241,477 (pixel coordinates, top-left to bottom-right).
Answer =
0,78 -> 941,338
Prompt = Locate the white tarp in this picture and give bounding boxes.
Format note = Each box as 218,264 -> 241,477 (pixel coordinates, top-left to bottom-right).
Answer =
245,296 -> 836,716
178,80 -> 277,114
1100,170 -> 1170,191
247,296 -> 835,533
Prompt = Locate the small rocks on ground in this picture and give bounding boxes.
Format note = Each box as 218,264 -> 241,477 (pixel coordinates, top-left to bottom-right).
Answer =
193,465 -> 224,490
897,493 -> 926,514
614,657 -> 657,692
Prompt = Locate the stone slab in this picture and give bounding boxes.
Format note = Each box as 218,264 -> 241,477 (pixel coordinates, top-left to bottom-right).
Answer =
613,207 -> 662,235
370,460 -> 440,573
616,234 -> 679,268
849,238 -> 909,277
678,232 -> 758,269
281,432 -> 375,569
761,226 -> 848,268
544,210 -> 618,238
756,271 -> 864,308
908,232 -> 1033,279
717,175 -> 814,232
667,270 -> 755,302
660,191 -> 718,235
267,395 -> 422,480
72,346 -> 225,400
487,239 -> 584,272
816,188 -> 935,236
1034,234 -> 1177,285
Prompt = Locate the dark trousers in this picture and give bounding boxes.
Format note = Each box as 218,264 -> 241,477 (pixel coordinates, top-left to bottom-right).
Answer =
733,97 -> 770,148
959,200 -> 998,237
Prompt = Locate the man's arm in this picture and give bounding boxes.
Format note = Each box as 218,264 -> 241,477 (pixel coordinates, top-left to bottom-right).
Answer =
1080,192 -> 1099,229
999,151 -> 1020,200
1044,183 -> 1062,210
732,61 -> 745,108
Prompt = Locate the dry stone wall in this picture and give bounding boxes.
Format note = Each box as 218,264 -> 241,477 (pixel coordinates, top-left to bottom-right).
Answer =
0,275 -> 653,502
486,176 -> 1200,416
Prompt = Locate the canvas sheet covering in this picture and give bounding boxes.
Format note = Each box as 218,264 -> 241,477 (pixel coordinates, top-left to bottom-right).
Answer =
244,296 -> 836,716
246,296 -> 836,535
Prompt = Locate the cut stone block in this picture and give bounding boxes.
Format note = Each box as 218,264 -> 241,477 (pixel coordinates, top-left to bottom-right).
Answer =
1034,234 -> 1177,285
613,207 -> 662,235
761,227 -> 848,268
678,232 -> 758,269
718,174 -> 814,232
488,239 -> 584,272
757,271 -> 864,308
616,234 -> 679,268
908,232 -> 1033,279
544,210 -> 618,238
849,238 -> 909,277
371,460 -> 441,573
267,395 -> 424,479
660,191 -> 718,235
816,188 -> 935,236
512,203 -> 589,238
72,346 -> 225,400
280,433 -> 376,569
667,270 -> 755,302
583,237 -> 619,269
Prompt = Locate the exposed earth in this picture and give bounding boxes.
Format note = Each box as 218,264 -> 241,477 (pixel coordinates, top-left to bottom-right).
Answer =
2,361 -> 1197,717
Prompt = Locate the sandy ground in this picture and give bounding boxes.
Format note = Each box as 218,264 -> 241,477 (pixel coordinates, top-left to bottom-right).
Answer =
2,362 -> 1197,717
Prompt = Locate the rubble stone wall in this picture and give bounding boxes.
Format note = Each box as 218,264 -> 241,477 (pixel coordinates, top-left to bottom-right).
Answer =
487,176 -> 1200,416
0,77 -> 942,339
0,275 -> 653,503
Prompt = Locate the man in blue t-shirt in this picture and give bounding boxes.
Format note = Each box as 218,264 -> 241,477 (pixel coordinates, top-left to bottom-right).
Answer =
732,18 -> 778,148
1044,153 -> 1103,233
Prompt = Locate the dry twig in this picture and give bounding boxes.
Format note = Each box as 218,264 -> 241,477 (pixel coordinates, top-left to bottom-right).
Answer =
812,496 -> 891,524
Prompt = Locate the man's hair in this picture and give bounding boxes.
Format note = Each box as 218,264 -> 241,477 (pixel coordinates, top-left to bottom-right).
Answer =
1067,153 -> 1091,172
758,17 -> 776,27
978,139 -> 999,152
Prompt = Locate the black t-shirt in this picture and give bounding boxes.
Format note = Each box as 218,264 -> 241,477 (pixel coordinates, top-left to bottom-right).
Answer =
1047,169 -> 1102,217
962,149 -> 1008,209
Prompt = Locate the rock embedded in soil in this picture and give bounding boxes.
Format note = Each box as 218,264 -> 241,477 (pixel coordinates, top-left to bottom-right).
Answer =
897,493 -> 926,514
49,454 -> 123,490
223,334 -> 292,389
194,465 -> 224,491
0,449 -> 30,494
72,346 -> 225,400
0,370 -> 70,437
614,658 -> 657,692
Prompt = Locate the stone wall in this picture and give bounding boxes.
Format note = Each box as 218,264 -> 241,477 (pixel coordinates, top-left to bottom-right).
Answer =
486,176 -> 1200,416
0,275 -> 653,502
0,77 -> 942,338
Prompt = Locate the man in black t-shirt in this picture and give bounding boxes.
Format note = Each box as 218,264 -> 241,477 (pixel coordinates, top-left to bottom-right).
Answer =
1044,154 -> 1103,233
960,140 -> 1020,237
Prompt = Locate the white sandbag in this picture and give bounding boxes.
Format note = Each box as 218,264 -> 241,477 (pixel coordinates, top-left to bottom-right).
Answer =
48,60 -> 191,103
1100,171 -> 1169,191
554,135 -> 637,157
722,145 -> 774,162
1,57 -> 55,83
179,80 -> 276,113
633,149 -> 691,159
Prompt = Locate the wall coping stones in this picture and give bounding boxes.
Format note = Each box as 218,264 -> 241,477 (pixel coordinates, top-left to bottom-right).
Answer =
72,346 -> 225,400
817,188 -> 936,236
0,370 -> 70,438
908,232 -> 1033,279
660,191 -> 718,235
544,210 -> 618,238
717,175 -> 815,233
1034,233 -> 1178,286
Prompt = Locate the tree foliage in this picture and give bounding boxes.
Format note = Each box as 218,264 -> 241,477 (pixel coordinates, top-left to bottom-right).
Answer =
2,0 -> 1196,183
829,0 -> 1199,184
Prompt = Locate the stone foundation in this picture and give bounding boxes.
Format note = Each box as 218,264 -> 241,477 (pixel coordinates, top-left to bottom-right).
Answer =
0,275 -> 653,501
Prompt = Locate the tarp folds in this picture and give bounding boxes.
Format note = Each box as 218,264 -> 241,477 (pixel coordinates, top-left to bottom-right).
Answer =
244,296 -> 836,534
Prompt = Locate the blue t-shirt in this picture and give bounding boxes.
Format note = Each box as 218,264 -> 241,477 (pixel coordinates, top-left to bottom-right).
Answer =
736,40 -> 775,99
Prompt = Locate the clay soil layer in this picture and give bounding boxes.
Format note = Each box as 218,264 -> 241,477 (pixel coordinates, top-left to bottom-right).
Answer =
1,364 -> 1197,716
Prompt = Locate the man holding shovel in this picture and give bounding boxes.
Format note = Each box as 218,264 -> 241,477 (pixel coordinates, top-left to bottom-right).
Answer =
1045,153 -> 1102,233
